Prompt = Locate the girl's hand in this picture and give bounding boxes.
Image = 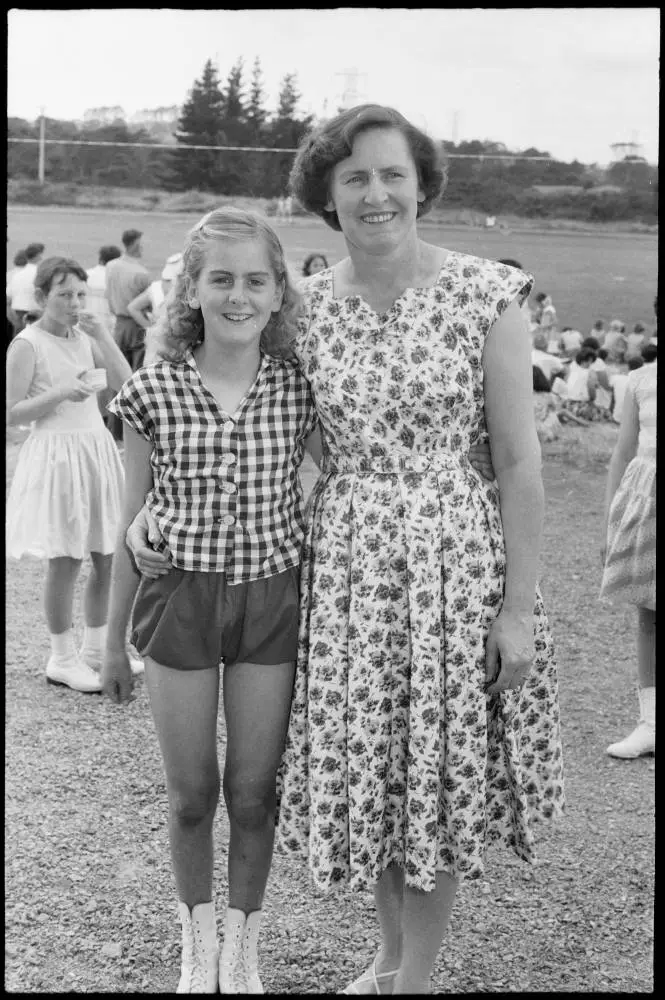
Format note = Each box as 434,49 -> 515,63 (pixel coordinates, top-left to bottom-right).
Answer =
56,370 -> 95,402
126,505 -> 172,578
484,610 -> 534,697
469,438 -> 495,481
77,311 -> 108,341
101,650 -> 135,704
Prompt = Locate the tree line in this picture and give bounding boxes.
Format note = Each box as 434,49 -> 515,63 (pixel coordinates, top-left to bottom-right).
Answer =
7,57 -> 658,222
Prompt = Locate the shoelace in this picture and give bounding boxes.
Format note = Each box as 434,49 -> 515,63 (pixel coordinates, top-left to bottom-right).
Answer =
189,927 -> 215,993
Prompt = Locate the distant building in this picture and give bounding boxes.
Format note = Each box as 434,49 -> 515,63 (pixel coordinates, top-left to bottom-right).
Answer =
83,106 -> 126,125
129,106 -> 180,126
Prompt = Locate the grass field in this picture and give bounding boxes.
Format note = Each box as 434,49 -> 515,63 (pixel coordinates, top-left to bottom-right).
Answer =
7,205 -> 658,337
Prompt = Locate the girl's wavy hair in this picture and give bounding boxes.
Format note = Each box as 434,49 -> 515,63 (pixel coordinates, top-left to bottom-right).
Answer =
289,104 -> 448,231
146,207 -> 301,363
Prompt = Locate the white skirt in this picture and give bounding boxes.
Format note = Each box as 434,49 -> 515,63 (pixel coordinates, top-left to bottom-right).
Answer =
6,427 -> 125,560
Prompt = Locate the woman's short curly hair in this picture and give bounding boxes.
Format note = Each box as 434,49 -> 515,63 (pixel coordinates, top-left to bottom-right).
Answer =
289,104 -> 448,231
146,206 -> 301,364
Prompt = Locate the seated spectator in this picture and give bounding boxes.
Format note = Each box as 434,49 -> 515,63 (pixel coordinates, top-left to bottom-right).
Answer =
589,319 -> 606,344
559,326 -> 584,358
604,319 -> 628,363
302,253 -> 329,277
532,331 -> 564,384
532,365 -> 561,442
625,322 -> 649,360
562,346 -> 609,421
611,356 -> 644,425
589,347 -> 613,415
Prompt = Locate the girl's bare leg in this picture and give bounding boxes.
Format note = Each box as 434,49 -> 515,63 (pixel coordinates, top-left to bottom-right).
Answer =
222,660 -> 296,913
44,556 -> 81,633
144,658 -> 221,907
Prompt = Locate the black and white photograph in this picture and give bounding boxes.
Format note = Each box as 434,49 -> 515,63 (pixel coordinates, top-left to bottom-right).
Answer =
6,7 -> 656,994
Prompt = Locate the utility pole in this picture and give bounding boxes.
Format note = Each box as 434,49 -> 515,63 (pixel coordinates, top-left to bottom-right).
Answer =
38,107 -> 46,185
452,110 -> 459,146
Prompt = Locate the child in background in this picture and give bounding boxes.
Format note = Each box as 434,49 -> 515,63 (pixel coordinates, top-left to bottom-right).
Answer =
558,326 -> 584,358
589,318 -> 606,344
601,358 -> 657,758
562,346 -> 599,420
101,207 -> 319,994
604,319 -> 628,364
625,322 -> 649,360
301,252 -> 329,278
6,256 -> 140,693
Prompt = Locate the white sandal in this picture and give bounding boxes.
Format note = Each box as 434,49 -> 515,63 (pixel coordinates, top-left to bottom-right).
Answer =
342,958 -> 398,995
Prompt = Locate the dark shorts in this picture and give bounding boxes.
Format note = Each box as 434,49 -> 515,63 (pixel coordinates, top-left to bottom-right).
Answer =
131,566 -> 300,670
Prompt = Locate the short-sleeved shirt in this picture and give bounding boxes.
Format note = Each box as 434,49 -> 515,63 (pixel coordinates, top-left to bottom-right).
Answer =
85,264 -> 114,330
104,255 -> 150,317
108,349 -> 318,580
7,262 -> 38,312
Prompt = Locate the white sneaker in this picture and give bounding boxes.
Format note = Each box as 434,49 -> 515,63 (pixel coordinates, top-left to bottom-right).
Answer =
607,722 -> 655,759
46,655 -> 103,693
82,648 -> 145,677
177,901 -> 219,994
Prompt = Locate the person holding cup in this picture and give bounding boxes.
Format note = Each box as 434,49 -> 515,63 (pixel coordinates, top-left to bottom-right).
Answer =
6,256 -> 142,693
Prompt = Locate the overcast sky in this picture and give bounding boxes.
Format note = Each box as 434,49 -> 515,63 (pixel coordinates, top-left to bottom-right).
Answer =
7,7 -> 660,165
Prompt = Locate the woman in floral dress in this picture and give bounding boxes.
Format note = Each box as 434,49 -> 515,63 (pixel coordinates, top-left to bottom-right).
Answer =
275,105 -> 564,994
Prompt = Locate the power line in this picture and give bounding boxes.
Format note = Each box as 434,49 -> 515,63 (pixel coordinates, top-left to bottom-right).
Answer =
8,138 -> 299,153
7,137 -> 565,161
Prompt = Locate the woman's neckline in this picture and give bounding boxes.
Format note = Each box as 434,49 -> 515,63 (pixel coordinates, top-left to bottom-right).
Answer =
31,322 -> 75,340
328,249 -> 459,319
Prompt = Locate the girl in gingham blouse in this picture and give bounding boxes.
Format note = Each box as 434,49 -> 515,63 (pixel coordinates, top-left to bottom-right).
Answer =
102,208 -> 320,993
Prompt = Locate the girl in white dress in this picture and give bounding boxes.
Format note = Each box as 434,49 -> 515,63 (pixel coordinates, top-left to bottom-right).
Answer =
6,257 -> 137,693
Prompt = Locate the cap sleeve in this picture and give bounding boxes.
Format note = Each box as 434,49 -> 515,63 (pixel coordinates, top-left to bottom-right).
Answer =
491,263 -> 534,326
107,370 -> 155,441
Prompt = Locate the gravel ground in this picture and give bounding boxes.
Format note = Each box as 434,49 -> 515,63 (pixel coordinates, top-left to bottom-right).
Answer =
5,432 -> 654,993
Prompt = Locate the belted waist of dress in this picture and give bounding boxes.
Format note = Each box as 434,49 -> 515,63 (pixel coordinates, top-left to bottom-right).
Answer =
322,454 -> 470,475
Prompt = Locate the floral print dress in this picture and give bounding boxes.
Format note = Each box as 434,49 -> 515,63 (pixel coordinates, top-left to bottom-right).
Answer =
276,252 -> 565,893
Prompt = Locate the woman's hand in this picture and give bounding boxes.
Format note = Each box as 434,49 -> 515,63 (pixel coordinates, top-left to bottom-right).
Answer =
469,438 -> 495,481
101,649 -> 135,704
126,505 -> 171,578
77,310 -> 113,341
55,370 -> 95,402
484,610 -> 534,696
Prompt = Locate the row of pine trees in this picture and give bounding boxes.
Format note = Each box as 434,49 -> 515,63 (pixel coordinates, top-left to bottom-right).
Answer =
7,57 -> 658,220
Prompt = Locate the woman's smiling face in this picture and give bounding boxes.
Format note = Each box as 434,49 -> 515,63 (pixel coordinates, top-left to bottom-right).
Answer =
326,127 -> 425,254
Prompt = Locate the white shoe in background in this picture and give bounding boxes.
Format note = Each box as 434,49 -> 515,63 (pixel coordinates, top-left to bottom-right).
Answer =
46,655 -> 103,693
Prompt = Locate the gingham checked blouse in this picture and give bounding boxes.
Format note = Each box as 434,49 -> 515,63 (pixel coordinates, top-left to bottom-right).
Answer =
108,350 -> 318,580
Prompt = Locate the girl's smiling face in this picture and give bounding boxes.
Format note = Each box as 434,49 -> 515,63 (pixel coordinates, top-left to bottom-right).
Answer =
188,237 -> 284,348
326,127 -> 425,254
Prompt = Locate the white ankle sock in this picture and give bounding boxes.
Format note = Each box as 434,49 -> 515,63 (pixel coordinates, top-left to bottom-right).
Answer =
51,628 -> 76,659
81,624 -> 107,657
